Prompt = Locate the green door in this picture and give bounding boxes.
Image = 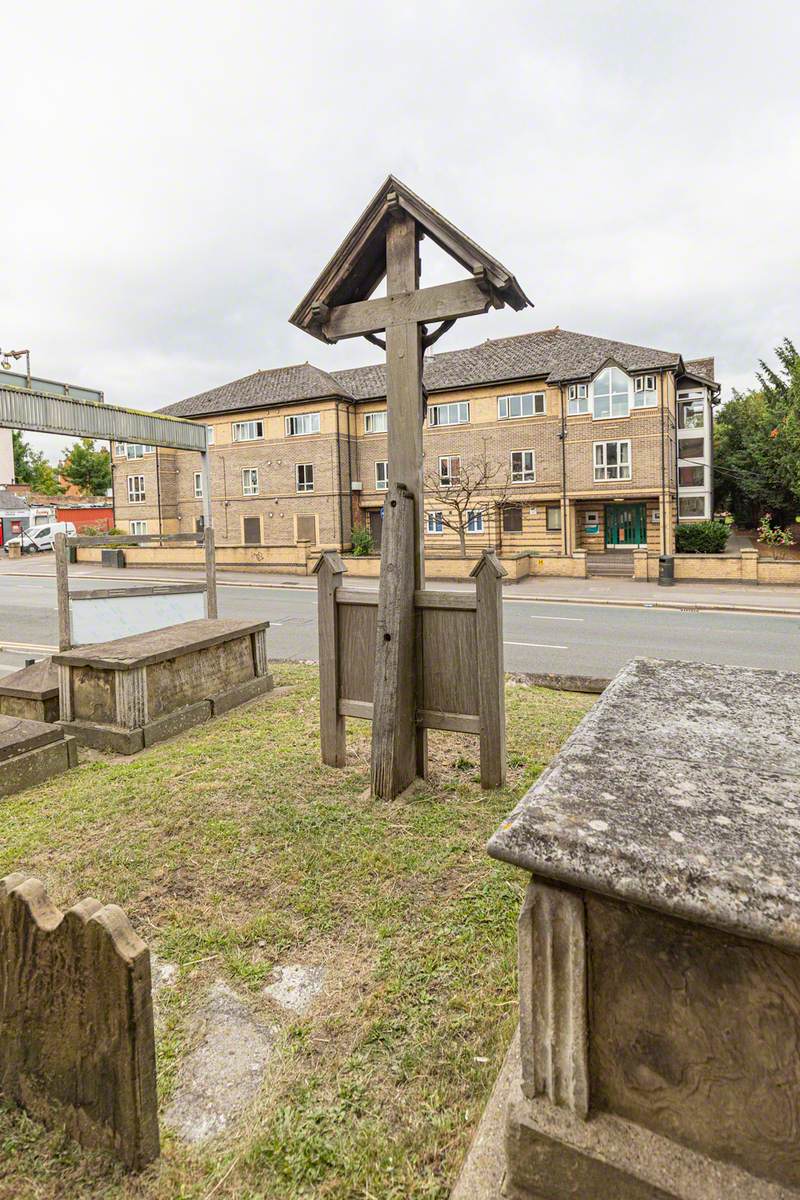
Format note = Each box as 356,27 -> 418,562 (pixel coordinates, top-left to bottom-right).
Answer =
605,503 -> 646,548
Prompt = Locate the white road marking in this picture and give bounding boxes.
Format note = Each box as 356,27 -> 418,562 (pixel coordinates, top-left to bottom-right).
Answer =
504,640 -> 569,650
529,614 -> 584,622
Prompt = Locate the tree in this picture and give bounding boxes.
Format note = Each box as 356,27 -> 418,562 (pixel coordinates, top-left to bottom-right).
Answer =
60,438 -> 112,496
714,338 -> 800,526
423,445 -> 511,557
11,430 -> 64,494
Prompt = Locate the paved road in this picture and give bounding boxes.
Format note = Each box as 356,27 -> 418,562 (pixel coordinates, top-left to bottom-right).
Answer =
1,562 -> 797,681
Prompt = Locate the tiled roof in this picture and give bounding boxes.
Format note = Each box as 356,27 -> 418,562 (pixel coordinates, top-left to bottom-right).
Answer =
160,362 -> 351,419
158,328 -> 692,418
0,489 -> 30,512
683,357 -> 716,383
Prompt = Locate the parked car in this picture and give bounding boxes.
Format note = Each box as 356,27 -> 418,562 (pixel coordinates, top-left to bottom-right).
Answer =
3,521 -> 77,554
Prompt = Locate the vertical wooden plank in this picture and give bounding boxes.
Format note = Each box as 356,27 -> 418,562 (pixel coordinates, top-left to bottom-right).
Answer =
204,527 -> 218,619
372,211 -> 426,793
473,550 -> 507,788
315,551 -> 346,766
371,485 -> 417,798
54,533 -> 71,652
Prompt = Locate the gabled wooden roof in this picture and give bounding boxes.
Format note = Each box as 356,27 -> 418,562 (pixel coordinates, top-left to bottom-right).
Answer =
289,175 -> 531,340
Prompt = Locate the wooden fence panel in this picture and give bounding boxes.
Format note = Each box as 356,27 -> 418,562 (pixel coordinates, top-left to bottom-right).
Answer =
338,603 -> 377,704
420,608 -> 479,717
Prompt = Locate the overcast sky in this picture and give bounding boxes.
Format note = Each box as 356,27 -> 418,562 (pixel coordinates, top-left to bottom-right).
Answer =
3,0 -> 799,460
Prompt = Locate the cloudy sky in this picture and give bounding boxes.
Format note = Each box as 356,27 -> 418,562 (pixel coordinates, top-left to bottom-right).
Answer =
3,0 -> 798,459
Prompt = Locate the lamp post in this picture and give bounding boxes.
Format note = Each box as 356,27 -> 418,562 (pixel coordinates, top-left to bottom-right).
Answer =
0,347 -> 32,388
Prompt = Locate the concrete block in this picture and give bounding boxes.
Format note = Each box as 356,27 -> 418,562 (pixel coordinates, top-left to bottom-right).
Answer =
60,720 -> 145,755
141,700 -> 212,748
0,736 -> 78,798
210,673 -> 274,716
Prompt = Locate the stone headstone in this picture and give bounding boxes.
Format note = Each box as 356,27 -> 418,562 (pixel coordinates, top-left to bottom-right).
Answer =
0,873 -> 159,1170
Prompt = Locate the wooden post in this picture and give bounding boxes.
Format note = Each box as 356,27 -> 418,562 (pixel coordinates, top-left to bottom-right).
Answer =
371,485 -> 417,798
370,212 -> 427,796
204,527 -> 218,619
54,533 -> 71,652
314,551 -> 346,767
472,550 -> 507,788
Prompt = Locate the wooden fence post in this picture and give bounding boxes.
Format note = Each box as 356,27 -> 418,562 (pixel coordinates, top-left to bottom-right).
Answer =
371,484 -> 417,799
204,527 -> 218,619
314,551 -> 346,766
472,550 -> 507,788
54,533 -> 71,652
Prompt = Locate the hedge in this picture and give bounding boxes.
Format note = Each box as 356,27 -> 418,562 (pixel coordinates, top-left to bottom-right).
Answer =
674,521 -> 730,554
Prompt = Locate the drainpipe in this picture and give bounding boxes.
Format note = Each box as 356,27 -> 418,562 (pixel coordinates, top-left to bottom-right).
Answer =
559,385 -> 568,555
334,400 -> 345,551
659,373 -> 667,555
155,446 -> 162,541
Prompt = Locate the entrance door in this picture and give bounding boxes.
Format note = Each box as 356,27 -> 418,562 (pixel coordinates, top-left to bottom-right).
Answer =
369,509 -> 383,551
605,503 -> 646,548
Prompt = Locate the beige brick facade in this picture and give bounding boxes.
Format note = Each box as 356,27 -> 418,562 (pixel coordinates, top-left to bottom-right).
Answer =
112,340 -> 708,560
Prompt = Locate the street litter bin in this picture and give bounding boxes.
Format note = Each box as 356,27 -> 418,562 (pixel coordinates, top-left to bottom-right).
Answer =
658,554 -> 675,586
101,548 -> 126,569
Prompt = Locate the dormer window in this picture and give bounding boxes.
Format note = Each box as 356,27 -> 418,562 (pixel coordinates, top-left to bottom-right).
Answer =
592,367 -> 631,419
633,375 -> 657,407
567,383 -> 589,415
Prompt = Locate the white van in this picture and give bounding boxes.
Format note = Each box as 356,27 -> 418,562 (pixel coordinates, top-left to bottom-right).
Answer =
3,521 -> 77,554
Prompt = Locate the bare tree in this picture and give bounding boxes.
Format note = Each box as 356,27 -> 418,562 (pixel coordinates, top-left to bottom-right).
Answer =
424,445 -> 512,557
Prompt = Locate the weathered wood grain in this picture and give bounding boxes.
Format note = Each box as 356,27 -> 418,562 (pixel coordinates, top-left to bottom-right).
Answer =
371,485 -> 418,798
315,551 -> 346,766
587,892 -> 800,1187
473,551 -> 507,788
324,277 -> 490,339
420,608 -> 478,717
204,526 -> 218,619
0,873 -> 159,1169
54,532 -> 71,651
338,603 -> 377,703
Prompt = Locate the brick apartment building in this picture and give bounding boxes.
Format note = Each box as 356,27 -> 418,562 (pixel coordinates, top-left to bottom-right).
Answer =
111,327 -> 718,566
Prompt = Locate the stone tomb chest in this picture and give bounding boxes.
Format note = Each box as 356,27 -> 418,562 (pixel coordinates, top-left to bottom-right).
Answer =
488,657 -> 800,1199
54,618 -> 272,753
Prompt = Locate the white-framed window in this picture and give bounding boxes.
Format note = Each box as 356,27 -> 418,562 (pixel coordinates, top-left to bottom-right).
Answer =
296,463 -> 314,493
678,437 -> 705,461
242,467 -> 259,496
428,401 -> 469,427
592,367 -> 631,419
567,383 -> 589,415
546,505 -> 562,532
130,520 -> 148,535
193,472 -> 203,498
125,444 -> 155,459
206,425 -> 215,446
426,511 -> 443,534
466,509 -> 484,533
375,461 -> 388,491
498,392 -> 545,420
679,495 -> 707,518
127,474 -> 145,503
510,449 -> 535,483
678,464 -> 705,488
232,420 -> 264,442
438,455 -> 461,486
678,398 -> 705,429
115,442 -> 126,457
285,412 -> 321,436
633,375 -> 657,407
594,440 -> 631,481
364,410 -> 387,434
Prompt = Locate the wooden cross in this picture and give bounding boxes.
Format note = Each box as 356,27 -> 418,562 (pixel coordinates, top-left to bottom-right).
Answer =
291,177 -> 529,798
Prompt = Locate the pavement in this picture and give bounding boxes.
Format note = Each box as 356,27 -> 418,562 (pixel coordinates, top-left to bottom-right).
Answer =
1,553 -> 798,682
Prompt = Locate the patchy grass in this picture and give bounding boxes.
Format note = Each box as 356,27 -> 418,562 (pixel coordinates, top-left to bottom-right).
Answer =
0,665 -> 593,1200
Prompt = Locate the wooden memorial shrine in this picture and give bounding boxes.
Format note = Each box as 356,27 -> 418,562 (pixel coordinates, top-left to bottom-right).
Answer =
291,176 -> 530,798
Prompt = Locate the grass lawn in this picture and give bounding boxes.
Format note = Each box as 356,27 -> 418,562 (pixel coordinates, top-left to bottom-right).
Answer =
0,664 -> 593,1200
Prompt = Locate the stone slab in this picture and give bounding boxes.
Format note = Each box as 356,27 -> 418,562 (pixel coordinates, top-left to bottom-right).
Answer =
488,657 -> 800,951
0,735 -> 77,797
0,715 -> 63,763
263,964 -> 325,1014
0,657 -> 59,702
60,720 -> 145,755
52,618 -> 269,671
141,700 -> 212,748
210,672 -> 274,716
163,980 -> 274,1143
503,1036 -> 798,1200
450,1031 -> 515,1200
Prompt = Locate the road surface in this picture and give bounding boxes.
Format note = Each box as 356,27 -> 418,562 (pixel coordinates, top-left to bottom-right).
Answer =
0,561 -> 797,681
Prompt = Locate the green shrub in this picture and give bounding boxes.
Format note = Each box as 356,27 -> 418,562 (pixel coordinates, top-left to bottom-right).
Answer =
674,521 -> 730,554
350,525 -> 374,556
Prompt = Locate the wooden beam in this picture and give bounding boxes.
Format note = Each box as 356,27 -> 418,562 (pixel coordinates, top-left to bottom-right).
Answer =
336,588 -> 379,606
338,699 -> 373,720
67,533 -> 204,547
316,551 -> 346,766
323,278 -> 490,341
474,551 -> 507,788
413,590 -> 477,611
54,533 -> 71,652
204,527 -> 218,620
417,709 -> 480,735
